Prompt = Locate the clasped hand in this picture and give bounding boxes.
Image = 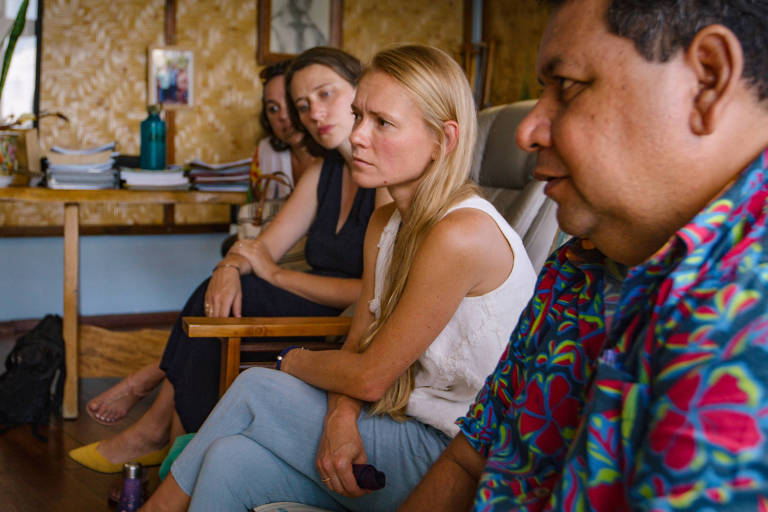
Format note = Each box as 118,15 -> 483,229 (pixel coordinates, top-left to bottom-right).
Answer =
316,407 -> 369,498
203,239 -> 279,318
230,239 -> 278,282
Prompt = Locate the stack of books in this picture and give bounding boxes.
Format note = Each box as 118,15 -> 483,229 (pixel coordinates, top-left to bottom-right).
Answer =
188,157 -> 251,192
120,166 -> 190,190
46,142 -> 118,190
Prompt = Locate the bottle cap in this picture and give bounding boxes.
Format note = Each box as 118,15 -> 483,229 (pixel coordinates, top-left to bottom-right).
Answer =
123,462 -> 143,479
147,104 -> 162,115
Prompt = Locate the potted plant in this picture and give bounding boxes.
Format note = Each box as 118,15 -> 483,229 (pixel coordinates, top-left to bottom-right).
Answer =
0,0 -> 29,186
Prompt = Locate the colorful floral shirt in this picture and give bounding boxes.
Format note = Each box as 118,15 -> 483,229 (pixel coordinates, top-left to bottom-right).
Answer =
458,147 -> 768,511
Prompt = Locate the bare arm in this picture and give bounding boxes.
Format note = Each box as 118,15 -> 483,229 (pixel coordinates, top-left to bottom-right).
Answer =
312,206 -> 391,497
204,163 -> 321,317
399,433 -> 486,511
281,205 -> 515,401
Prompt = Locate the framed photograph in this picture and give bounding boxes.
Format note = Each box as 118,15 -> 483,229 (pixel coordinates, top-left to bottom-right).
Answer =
257,0 -> 342,65
147,46 -> 194,109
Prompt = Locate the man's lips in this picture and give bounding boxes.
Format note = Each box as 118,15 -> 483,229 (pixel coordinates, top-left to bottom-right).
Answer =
533,170 -> 567,196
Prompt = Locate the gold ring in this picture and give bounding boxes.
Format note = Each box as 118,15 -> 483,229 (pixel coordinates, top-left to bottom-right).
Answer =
321,477 -> 331,483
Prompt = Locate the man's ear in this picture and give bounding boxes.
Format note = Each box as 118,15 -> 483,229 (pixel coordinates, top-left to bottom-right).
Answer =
686,24 -> 744,135
435,120 -> 459,159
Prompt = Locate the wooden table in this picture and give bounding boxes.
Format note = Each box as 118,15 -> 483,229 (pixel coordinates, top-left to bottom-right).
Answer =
0,187 -> 246,418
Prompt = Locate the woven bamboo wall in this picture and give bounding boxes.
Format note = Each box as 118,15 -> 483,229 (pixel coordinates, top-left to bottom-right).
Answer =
486,0 -> 551,106
38,0 -> 464,166
12,0 -> 544,229
343,0 -> 463,63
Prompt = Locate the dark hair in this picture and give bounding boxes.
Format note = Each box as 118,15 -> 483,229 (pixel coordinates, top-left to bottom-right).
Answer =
543,0 -> 768,101
259,59 -> 293,151
284,47 -> 362,156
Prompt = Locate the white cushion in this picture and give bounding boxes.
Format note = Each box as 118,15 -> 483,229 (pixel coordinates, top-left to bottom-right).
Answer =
253,503 -> 334,512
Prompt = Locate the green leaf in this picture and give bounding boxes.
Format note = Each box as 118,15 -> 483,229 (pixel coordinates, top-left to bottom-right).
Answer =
0,0 -> 30,102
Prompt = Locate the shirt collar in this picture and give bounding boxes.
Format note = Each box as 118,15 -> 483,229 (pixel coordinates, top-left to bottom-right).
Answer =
634,147 -> 768,273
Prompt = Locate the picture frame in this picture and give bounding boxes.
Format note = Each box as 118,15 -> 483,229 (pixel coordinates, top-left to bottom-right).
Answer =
147,46 -> 195,109
257,0 -> 343,65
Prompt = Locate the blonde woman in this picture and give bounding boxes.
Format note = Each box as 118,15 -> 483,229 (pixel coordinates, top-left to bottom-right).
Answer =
141,44 -> 537,512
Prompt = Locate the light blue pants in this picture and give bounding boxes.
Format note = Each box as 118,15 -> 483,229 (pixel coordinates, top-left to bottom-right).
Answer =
171,368 -> 451,511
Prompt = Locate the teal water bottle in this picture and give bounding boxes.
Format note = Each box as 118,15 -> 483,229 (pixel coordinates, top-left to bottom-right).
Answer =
140,105 -> 166,170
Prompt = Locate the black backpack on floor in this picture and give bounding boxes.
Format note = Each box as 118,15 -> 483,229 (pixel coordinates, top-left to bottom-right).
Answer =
0,314 -> 66,438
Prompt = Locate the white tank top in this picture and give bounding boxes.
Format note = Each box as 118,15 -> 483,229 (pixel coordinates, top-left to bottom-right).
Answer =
368,196 -> 537,437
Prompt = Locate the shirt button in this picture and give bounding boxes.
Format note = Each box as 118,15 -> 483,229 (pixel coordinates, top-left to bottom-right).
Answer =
533,488 -> 550,498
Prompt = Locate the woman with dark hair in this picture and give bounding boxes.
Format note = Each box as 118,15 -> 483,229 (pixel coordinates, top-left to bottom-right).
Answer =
256,59 -> 317,197
223,59 -> 319,250
70,48 -> 390,475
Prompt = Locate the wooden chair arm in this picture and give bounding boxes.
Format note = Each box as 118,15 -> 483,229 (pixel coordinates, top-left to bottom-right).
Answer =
182,316 -> 352,395
182,316 -> 352,338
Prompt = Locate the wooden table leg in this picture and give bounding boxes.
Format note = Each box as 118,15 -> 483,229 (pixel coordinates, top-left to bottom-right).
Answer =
62,203 -> 79,419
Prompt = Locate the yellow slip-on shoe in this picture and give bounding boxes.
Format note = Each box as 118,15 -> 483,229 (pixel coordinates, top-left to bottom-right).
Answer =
68,441 -> 170,474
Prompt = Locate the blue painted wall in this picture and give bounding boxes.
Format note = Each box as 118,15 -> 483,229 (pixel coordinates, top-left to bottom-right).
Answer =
0,234 -> 225,321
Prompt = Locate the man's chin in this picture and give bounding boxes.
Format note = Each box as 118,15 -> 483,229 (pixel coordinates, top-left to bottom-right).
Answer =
555,206 -> 594,239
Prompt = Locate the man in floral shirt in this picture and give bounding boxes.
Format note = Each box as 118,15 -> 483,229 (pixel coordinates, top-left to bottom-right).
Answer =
401,0 -> 768,510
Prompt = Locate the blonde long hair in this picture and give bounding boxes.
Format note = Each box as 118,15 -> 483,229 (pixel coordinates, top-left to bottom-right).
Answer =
357,44 -> 478,420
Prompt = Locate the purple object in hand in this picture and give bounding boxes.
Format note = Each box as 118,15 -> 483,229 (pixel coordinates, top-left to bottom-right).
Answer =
352,463 -> 386,490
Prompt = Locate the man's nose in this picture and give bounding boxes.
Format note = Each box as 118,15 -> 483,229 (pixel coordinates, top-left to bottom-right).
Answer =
516,100 -> 552,152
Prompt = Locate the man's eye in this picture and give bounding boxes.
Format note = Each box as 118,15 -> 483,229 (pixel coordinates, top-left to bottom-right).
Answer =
558,78 -> 576,91
377,117 -> 391,127
296,103 -> 308,113
555,77 -> 585,101
267,105 -> 280,114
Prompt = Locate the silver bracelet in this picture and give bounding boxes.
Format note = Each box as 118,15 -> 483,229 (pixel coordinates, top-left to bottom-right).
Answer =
213,262 -> 240,273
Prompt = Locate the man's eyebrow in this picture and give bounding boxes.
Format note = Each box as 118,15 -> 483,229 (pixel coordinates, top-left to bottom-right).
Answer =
538,55 -> 563,84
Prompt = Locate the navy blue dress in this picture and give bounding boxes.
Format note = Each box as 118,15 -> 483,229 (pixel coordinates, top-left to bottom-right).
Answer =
161,151 -> 375,432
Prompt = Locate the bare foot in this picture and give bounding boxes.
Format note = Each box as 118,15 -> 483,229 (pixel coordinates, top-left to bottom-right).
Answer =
87,363 -> 165,425
97,380 -> 175,464
96,425 -> 168,465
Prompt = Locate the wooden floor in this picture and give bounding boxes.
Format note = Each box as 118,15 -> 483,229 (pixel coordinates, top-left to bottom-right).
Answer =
0,332 -> 163,511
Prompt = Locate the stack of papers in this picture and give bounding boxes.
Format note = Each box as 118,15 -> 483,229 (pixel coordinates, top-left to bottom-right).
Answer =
188,157 -> 251,192
46,142 -> 118,190
120,167 -> 190,190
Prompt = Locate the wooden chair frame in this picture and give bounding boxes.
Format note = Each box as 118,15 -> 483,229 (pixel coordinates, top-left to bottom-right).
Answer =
183,316 -> 351,395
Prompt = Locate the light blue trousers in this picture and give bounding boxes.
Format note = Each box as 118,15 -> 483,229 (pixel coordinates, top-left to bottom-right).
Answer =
171,368 -> 451,511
